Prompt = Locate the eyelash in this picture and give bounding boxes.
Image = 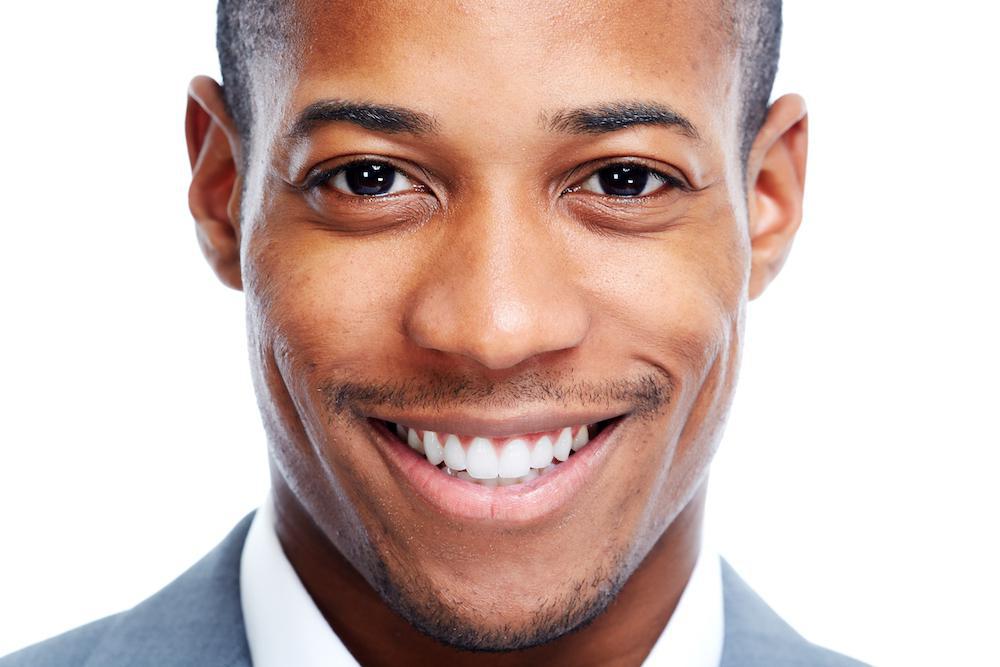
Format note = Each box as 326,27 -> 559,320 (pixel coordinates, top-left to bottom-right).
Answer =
565,162 -> 691,197
300,159 -> 415,193
301,158 -> 690,198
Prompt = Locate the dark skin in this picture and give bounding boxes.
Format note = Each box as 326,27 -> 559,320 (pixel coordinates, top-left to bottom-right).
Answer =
185,1 -> 807,665
270,468 -> 704,666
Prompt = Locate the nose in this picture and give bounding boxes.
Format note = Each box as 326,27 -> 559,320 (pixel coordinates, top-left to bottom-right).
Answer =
403,197 -> 590,371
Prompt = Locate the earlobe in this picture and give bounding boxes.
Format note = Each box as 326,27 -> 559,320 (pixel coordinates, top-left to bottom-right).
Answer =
186,75 -> 244,291
746,94 -> 809,300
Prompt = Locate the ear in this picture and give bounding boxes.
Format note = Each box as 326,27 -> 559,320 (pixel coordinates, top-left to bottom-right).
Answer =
186,75 -> 244,291
745,93 -> 809,300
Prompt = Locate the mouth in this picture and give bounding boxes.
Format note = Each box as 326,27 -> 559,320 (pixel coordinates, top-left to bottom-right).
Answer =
383,418 -> 616,487
366,412 -> 627,523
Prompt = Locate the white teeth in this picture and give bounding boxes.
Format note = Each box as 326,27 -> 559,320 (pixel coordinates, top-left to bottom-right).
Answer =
553,427 -> 572,462
498,439 -> 531,479
466,437 -> 499,479
407,428 -> 424,454
392,419 -> 607,487
530,435 -> 554,469
423,431 -> 445,466
443,434 -> 466,471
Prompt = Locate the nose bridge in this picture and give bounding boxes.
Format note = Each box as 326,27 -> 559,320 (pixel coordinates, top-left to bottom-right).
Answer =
404,189 -> 589,370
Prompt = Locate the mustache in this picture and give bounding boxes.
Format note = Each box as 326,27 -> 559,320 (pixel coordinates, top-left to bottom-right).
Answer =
319,368 -> 675,418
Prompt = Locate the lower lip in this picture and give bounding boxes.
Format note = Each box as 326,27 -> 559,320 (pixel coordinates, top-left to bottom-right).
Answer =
367,416 -> 625,524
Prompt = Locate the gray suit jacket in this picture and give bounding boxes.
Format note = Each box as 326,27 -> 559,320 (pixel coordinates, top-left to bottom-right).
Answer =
1,512 -> 868,666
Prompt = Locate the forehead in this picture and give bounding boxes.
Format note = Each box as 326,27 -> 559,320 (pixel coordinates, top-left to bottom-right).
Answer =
269,0 -> 738,156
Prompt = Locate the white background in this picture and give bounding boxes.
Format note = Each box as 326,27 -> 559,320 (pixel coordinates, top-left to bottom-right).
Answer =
1,2 -> 997,665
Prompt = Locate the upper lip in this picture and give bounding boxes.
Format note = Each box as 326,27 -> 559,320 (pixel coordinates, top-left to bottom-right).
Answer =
368,407 -> 628,438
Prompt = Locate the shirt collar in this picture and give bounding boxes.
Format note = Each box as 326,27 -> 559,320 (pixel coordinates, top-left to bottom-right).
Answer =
240,493 -> 359,666
643,526 -> 725,666
240,491 -> 723,666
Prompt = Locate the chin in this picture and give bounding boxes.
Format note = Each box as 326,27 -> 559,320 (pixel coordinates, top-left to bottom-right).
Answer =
370,546 -> 633,652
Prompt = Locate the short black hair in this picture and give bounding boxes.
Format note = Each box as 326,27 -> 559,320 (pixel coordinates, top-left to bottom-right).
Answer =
216,0 -> 781,166
216,0 -> 290,151
733,0 -> 783,163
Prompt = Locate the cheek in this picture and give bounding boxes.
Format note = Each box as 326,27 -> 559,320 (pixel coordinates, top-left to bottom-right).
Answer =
585,226 -> 747,382
245,226 -> 414,375
242,227 -> 410,500
579,216 -> 747,513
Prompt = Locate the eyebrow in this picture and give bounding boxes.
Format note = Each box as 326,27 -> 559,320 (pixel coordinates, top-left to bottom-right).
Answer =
544,102 -> 700,140
287,100 -> 438,138
286,98 -> 698,141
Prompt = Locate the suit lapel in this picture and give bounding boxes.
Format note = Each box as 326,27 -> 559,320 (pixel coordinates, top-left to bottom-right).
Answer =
719,558 -> 838,667
84,512 -> 256,667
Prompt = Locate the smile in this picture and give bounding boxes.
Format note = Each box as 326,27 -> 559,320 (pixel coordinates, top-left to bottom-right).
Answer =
366,412 -> 626,523
387,420 -> 613,486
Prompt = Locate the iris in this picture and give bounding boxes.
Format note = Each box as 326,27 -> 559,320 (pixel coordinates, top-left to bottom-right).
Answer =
597,164 -> 650,197
343,162 -> 396,195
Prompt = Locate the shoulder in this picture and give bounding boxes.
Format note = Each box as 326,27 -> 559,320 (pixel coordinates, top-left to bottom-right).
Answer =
0,511 -> 255,667
720,559 -> 869,667
0,614 -> 119,666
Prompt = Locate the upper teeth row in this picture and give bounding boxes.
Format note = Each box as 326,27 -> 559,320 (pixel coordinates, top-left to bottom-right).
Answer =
395,424 -> 591,480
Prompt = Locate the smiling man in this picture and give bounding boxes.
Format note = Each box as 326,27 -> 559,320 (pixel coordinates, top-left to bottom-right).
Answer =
1,1 -> 867,666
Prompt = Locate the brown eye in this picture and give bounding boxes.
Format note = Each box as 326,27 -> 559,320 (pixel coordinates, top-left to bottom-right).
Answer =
329,161 -> 414,196
580,164 -> 675,197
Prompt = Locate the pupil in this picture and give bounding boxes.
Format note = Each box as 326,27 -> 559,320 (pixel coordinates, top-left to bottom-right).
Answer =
598,165 -> 649,196
344,162 -> 396,195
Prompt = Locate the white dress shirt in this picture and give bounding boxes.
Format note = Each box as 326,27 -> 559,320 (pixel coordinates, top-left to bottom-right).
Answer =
240,493 -> 724,666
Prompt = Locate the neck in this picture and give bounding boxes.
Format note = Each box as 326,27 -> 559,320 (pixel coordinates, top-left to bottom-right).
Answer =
271,475 -> 706,667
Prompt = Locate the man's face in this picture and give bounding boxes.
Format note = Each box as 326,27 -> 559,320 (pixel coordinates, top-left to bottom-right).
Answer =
240,0 -> 750,650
